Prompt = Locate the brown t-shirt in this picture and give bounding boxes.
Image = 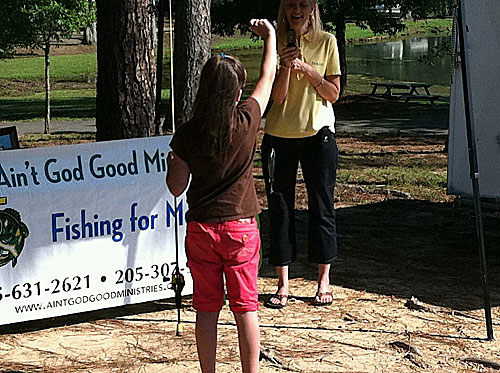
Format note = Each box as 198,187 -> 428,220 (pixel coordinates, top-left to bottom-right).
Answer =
169,97 -> 261,223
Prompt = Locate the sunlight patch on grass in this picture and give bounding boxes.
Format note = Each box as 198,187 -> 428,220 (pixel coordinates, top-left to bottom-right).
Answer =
212,37 -> 263,51
338,167 -> 447,189
0,54 -> 96,80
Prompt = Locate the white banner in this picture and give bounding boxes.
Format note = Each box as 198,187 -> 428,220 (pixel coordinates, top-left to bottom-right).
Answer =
0,136 -> 192,325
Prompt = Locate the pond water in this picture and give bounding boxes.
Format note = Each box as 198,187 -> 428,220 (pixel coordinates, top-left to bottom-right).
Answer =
346,36 -> 452,86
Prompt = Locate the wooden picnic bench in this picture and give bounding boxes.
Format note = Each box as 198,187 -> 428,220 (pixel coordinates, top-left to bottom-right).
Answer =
401,94 -> 441,104
370,82 -> 439,103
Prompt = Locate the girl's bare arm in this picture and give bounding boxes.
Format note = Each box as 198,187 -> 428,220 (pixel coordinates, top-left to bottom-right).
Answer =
249,19 -> 277,114
166,151 -> 190,197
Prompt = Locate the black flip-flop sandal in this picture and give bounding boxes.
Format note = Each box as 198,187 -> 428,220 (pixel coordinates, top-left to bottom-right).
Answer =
312,291 -> 333,307
264,294 -> 288,309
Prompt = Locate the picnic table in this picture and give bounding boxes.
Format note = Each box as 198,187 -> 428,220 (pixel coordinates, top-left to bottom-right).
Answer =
370,82 -> 440,103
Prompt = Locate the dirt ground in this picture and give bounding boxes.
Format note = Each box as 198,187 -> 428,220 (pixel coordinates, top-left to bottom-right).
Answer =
1,130 -> 500,373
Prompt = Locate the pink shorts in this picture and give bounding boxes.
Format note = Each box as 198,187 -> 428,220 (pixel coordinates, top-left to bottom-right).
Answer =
186,218 -> 260,313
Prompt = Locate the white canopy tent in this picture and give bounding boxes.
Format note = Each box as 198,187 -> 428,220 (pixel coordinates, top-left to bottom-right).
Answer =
448,0 -> 500,198
447,0 -> 500,340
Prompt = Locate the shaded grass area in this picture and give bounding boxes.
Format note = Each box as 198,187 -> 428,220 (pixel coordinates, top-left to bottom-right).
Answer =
17,129 -> 449,204
334,93 -> 450,119
338,160 -> 448,200
19,132 -> 95,148
0,94 -> 95,121
336,133 -> 449,203
332,96 -> 449,202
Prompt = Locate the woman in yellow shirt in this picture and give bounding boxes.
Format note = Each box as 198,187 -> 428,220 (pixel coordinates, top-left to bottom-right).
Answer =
263,0 -> 341,308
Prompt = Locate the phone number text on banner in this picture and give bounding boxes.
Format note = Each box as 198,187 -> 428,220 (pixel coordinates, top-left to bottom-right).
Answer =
0,136 -> 191,325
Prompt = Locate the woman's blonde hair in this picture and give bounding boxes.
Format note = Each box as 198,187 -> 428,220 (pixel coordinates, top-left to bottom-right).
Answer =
276,0 -> 322,44
191,54 -> 247,159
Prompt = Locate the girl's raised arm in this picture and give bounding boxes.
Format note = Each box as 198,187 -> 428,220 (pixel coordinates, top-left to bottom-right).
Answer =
249,19 -> 277,114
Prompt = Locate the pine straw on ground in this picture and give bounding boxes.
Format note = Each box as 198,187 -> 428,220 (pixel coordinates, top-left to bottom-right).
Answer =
1,134 -> 500,372
1,279 -> 499,372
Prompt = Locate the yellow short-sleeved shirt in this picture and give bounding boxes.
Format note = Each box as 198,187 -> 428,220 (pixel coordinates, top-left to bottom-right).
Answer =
265,30 -> 341,138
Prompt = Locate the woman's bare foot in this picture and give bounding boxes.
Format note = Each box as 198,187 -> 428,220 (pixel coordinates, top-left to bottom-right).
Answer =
264,290 -> 289,309
264,266 -> 289,309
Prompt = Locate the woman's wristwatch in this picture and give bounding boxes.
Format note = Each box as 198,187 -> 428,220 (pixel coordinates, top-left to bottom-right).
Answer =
315,78 -> 325,88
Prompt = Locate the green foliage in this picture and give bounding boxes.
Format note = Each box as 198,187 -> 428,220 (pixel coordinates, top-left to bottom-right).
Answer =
417,39 -> 451,67
399,0 -> 455,19
0,0 -> 33,56
211,0 -> 419,36
319,0 -> 405,35
0,0 -> 95,54
22,0 -> 96,47
211,0 -> 454,36
211,0 -> 280,36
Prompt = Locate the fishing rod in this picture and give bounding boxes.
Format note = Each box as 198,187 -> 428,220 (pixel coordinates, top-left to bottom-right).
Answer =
165,0 -> 184,337
172,196 -> 185,336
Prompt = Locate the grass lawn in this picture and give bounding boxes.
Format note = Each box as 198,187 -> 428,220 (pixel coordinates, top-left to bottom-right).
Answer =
0,54 -> 96,81
0,89 -> 96,121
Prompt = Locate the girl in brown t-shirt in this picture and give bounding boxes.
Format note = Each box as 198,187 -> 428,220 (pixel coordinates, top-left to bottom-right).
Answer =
167,19 -> 276,373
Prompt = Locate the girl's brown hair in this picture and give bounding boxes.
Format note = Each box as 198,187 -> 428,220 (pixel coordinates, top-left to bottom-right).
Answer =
276,0 -> 322,44
191,54 -> 247,159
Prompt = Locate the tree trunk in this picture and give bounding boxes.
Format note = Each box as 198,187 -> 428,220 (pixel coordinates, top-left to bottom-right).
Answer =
44,43 -> 51,134
82,23 -> 97,45
334,14 -> 347,97
162,0 -> 211,133
82,1 -> 97,45
96,0 -> 157,141
153,0 -> 165,135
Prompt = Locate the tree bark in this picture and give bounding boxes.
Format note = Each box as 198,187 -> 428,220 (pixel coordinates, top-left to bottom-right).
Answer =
163,0 -> 211,133
334,14 -> 347,97
44,43 -> 51,134
153,0 -> 165,135
96,0 -> 157,141
82,23 -> 97,45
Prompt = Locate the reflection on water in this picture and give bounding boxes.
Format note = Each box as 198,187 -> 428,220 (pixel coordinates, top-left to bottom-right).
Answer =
347,36 -> 451,85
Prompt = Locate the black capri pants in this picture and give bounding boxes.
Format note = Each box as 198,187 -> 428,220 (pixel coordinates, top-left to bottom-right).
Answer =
261,127 -> 338,266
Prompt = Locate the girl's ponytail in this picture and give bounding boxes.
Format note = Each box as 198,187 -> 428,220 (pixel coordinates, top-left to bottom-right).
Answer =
191,54 -> 247,159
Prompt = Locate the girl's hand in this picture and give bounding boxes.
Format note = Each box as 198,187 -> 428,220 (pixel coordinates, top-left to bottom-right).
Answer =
280,46 -> 301,68
250,19 -> 275,39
